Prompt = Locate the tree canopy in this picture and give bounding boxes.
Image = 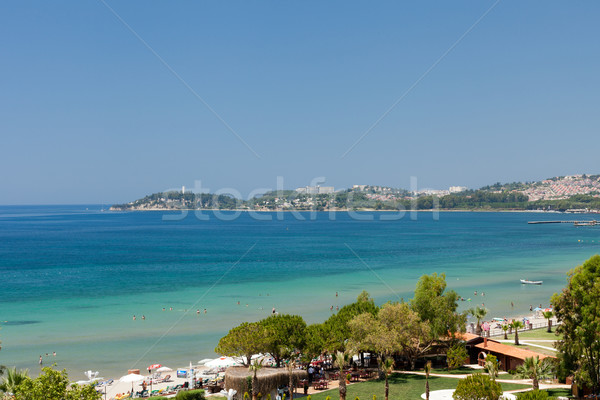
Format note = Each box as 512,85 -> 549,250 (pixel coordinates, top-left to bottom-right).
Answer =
411,273 -> 466,342
552,254 -> 600,393
261,314 -> 307,367
13,367 -> 100,400
215,321 -> 267,366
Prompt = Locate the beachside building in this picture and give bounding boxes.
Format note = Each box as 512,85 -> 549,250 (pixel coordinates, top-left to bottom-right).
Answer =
461,333 -> 554,371
449,186 -> 468,193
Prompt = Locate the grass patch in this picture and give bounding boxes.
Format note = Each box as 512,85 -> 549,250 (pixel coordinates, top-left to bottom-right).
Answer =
308,373 -> 530,400
431,367 -> 478,375
505,329 -> 562,341
543,388 -> 571,398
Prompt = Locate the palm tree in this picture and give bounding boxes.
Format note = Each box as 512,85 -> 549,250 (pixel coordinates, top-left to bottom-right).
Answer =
484,356 -> 498,381
511,320 -> 524,345
515,356 -> 553,390
333,351 -> 351,400
0,367 -> 29,397
285,359 -> 296,400
381,357 -> 394,400
542,311 -> 554,333
424,361 -> 432,400
502,324 -> 509,340
249,360 -> 262,400
469,307 -> 488,336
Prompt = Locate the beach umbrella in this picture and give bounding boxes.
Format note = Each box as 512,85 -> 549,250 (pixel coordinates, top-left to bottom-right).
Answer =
544,308 -> 552,312
205,356 -> 241,368
198,358 -> 213,365
492,318 -> 504,322
155,366 -> 172,373
533,307 -> 543,311
119,373 -> 145,392
148,364 -> 161,370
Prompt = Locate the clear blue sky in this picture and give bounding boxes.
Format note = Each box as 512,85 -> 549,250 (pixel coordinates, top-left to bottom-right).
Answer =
2,1 -> 599,204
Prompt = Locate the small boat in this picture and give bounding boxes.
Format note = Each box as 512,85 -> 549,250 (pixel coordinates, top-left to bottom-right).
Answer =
520,279 -> 543,285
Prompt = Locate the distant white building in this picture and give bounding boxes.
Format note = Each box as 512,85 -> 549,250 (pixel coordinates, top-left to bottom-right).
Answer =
449,186 -> 468,193
296,186 -> 335,194
353,185 -> 367,191
182,186 -> 186,194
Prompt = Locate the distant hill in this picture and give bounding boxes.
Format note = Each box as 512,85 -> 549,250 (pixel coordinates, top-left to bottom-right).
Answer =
111,174 -> 600,212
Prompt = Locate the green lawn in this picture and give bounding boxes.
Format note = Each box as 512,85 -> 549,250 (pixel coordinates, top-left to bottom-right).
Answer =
543,388 -> 572,398
504,329 -> 562,341
430,366 -> 478,375
307,373 -> 530,400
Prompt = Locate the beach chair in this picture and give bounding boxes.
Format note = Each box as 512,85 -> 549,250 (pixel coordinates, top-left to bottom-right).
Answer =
161,374 -> 171,382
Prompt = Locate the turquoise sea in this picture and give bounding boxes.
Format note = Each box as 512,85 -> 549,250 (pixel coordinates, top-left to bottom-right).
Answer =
1,206 -> 599,379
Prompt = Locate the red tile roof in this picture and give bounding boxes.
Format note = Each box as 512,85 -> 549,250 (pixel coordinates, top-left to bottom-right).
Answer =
474,341 -> 554,360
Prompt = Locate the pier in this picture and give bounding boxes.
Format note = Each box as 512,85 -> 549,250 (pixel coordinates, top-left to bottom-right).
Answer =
528,220 -> 598,225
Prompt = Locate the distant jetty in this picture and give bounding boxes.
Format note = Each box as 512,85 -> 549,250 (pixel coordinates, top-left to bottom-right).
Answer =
528,220 -> 598,226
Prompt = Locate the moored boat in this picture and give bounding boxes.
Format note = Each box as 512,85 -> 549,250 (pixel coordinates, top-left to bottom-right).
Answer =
520,279 -> 543,285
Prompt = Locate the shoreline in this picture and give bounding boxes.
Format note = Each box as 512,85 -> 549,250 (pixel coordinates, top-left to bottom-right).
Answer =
108,208 -> 570,213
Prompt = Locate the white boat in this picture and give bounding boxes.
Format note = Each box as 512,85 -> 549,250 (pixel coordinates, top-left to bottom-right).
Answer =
520,279 -> 543,285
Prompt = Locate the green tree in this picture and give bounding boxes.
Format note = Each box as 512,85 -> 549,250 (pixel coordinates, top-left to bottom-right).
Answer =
468,307 -> 488,336
511,320 -> 524,345
349,302 -> 431,371
13,367 -> 100,400
411,273 -> 466,344
502,325 -> 509,340
515,356 -> 553,391
0,367 -> 29,397
261,314 -> 306,367
541,311 -> 553,333
333,351 -> 351,400
446,344 -> 468,371
452,373 -> 503,400
323,293 -> 378,353
551,255 -> 600,392
300,324 -> 326,365
215,322 -> 267,366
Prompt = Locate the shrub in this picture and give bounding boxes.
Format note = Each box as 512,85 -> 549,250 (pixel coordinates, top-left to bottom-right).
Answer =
515,390 -> 557,400
147,397 -> 168,400
447,344 -> 469,370
453,373 -> 502,400
175,389 -> 206,400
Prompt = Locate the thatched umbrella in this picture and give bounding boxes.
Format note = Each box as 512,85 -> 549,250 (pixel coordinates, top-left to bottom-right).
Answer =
225,367 -> 307,400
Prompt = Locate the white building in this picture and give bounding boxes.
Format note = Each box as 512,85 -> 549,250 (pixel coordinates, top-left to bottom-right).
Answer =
449,186 -> 468,193
296,186 -> 335,195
